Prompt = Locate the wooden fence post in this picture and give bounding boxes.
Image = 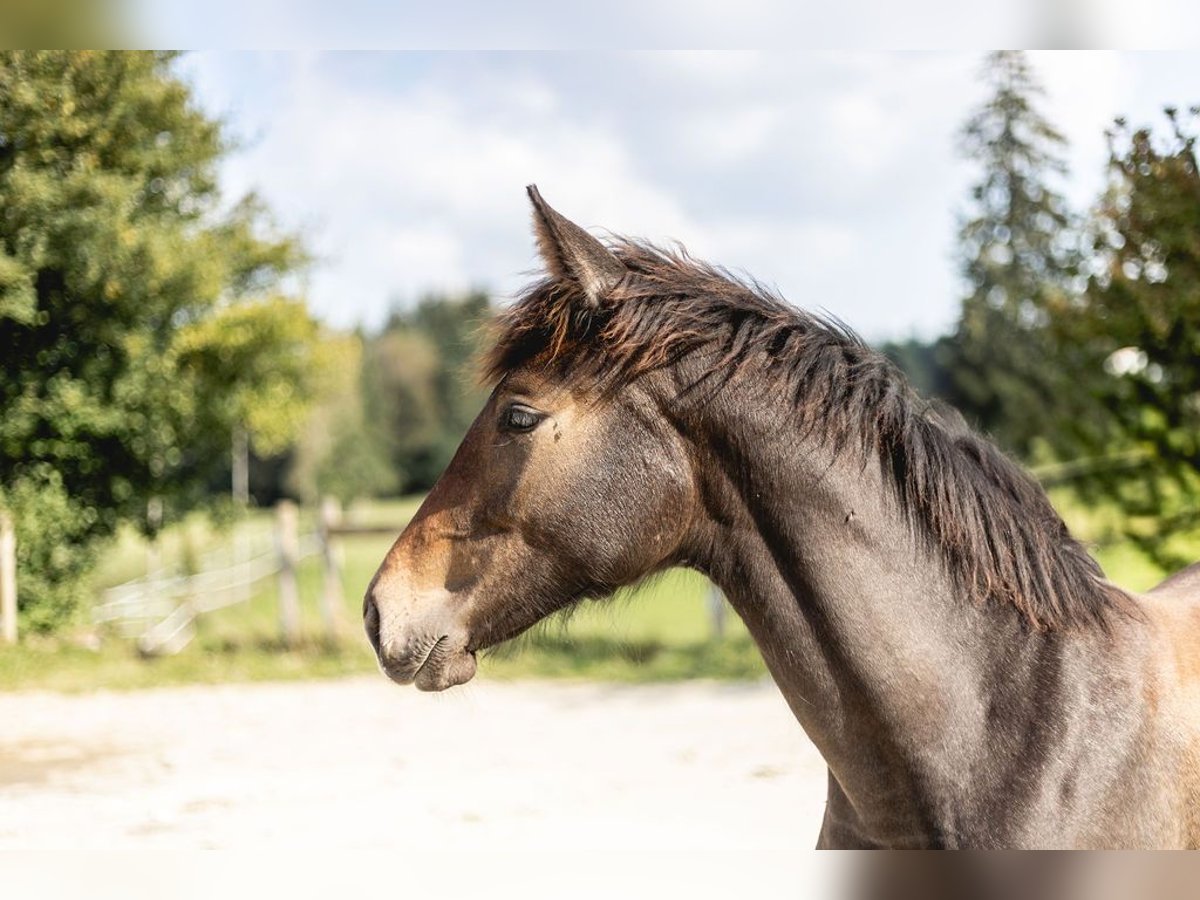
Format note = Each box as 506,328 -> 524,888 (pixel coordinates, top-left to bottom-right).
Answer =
1,512 -> 16,645
318,496 -> 345,643
275,501 -> 301,648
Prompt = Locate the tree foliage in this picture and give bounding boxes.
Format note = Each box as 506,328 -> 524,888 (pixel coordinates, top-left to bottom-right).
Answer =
175,293 -> 329,456
286,332 -> 396,504
1045,108 -> 1200,567
363,291 -> 491,493
0,52 -> 324,630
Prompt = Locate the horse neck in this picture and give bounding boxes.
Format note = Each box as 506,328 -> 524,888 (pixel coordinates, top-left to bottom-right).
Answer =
669,371 -> 1136,846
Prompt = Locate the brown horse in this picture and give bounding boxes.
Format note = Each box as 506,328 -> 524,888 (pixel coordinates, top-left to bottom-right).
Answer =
365,186 -> 1200,848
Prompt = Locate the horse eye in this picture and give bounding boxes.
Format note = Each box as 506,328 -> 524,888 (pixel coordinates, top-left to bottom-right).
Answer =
501,404 -> 543,433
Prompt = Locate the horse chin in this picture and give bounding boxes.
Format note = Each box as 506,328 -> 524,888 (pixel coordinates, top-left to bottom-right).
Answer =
412,647 -> 478,692
376,631 -> 478,691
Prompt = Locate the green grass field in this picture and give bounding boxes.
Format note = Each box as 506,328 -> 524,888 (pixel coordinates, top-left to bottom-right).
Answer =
1,490 -> 1196,693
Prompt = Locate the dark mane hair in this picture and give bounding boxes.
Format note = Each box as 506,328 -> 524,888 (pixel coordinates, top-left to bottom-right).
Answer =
485,239 -> 1132,631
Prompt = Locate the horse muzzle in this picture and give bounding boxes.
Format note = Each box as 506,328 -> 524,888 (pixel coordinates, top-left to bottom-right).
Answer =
363,587 -> 477,691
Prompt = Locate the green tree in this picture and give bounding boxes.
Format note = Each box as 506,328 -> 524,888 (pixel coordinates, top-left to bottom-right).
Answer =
364,291 -> 491,493
0,52 -> 322,630
399,290 -> 493,443
1046,108 -> 1200,569
945,51 -> 1084,455
176,294 -> 329,457
880,336 -> 957,402
287,332 -> 396,504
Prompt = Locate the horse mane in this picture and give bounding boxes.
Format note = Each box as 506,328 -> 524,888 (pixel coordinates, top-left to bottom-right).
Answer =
484,239 -> 1133,631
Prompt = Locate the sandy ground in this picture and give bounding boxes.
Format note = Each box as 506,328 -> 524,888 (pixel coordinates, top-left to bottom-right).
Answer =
0,676 -> 828,854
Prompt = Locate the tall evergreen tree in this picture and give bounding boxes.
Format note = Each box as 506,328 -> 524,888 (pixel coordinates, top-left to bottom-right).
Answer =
945,51 -> 1083,455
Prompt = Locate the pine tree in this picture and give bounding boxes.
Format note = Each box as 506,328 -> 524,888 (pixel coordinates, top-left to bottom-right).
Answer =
945,51 -> 1083,456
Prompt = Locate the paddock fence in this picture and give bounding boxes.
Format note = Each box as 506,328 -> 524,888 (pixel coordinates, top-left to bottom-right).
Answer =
92,499 -> 364,656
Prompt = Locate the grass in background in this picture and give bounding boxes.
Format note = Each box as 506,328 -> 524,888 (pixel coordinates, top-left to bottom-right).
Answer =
2,489 -> 1197,693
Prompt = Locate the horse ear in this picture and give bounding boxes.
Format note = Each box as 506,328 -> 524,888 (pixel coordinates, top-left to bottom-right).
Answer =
526,184 -> 625,307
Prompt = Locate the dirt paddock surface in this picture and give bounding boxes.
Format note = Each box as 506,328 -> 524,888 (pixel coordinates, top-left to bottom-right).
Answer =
0,677 -> 828,854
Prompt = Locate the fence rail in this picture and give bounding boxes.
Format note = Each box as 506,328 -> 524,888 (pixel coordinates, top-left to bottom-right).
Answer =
94,502 -> 326,656
1029,449 -> 1154,487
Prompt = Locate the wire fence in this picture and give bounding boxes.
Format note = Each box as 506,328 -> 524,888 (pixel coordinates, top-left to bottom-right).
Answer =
93,506 -> 322,656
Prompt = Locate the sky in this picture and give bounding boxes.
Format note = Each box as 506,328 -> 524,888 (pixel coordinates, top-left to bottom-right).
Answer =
166,51 -> 1200,343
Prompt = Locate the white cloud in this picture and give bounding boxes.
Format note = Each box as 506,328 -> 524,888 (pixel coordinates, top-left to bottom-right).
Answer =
182,53 -> 704,322
683,105 -> 782,165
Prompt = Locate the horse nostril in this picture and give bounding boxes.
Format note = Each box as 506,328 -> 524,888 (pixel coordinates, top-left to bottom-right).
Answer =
363,591 -> 382,655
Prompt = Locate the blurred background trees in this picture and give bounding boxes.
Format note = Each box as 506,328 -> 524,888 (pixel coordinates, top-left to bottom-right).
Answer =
1042,109 -> 1200,569
285,291 -> 490,504
362,291 -> 490,494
